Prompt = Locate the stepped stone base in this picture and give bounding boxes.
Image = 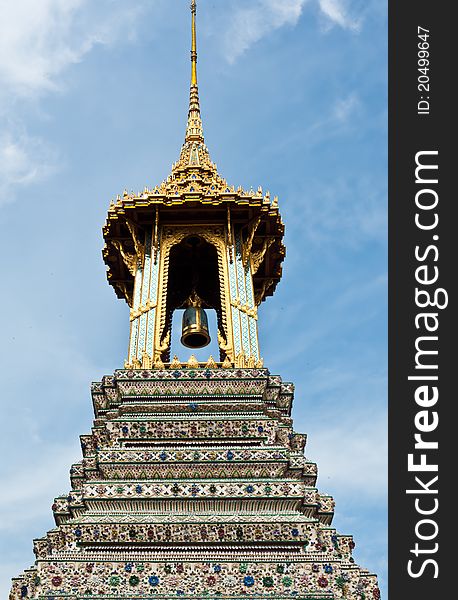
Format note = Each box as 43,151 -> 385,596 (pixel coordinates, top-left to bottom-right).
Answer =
10,367 -> 380,600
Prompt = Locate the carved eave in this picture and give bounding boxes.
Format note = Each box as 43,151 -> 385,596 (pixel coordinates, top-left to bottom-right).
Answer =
103,187 -> 285,307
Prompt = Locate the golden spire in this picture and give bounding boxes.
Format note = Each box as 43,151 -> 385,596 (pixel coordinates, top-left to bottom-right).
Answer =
191,0 -> 198,86
185,0 -> 204,143
172,0 -> 220,178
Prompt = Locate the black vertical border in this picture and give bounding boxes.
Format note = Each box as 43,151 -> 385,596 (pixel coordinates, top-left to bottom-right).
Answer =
389,2 -> 454,598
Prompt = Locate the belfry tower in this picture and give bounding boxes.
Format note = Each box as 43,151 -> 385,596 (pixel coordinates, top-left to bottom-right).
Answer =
103,0 -> 284,371
10,2 -> 380,599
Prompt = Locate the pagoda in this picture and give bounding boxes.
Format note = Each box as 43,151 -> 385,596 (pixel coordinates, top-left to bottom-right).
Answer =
10,2 -> 380,599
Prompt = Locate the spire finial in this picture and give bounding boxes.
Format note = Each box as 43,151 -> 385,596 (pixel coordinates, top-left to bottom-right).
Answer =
185,0 -> 204,143
191,0 -> 197,86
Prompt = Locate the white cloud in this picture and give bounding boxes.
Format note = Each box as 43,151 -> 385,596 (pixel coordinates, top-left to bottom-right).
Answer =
293,92 -> 362,146
318,0 -> 361,32
0,127 -> 58,203
222,0 -> 361,63
263,92 -> 385,251
292,364 -> 387,500
264,276 -> 386,381
278,91 -> 362,152
307,411 -> 387,499
0,0 -> 149,98
287,175 -> 387,249
222,0 -> 306,64
0,0 -> 151,200
333,92 -> 361,122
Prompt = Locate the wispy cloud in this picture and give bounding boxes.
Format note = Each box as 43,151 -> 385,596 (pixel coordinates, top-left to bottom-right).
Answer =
307,412 -> 387,499
221,0 -> 305,64
287,175 -> 387,248
333,92 -> 361,122
0,126 -> 58,203
318,0 -> 361,32
276,93 -> 386,250
285,91 -> 363,151
292,362 -> 387,500
221,0 -> 362,63
0,0 -> 151,200
0,0 -> 149,98
262,271 -> 386,371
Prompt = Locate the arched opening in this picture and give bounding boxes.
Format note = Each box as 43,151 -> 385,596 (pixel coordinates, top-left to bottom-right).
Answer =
161,235 -> 226,362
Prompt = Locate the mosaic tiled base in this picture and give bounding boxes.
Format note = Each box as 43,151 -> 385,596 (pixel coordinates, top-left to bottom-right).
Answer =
10,368 -> 379,599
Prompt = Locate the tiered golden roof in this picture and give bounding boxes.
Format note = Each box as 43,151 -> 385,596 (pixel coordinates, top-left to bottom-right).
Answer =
102,0 -> 285,308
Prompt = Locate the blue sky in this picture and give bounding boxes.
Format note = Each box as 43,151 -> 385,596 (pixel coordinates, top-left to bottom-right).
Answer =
0,0 -> 387,596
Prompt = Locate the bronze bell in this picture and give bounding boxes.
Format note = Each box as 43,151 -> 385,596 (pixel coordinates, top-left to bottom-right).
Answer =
181,292 -> 211,348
